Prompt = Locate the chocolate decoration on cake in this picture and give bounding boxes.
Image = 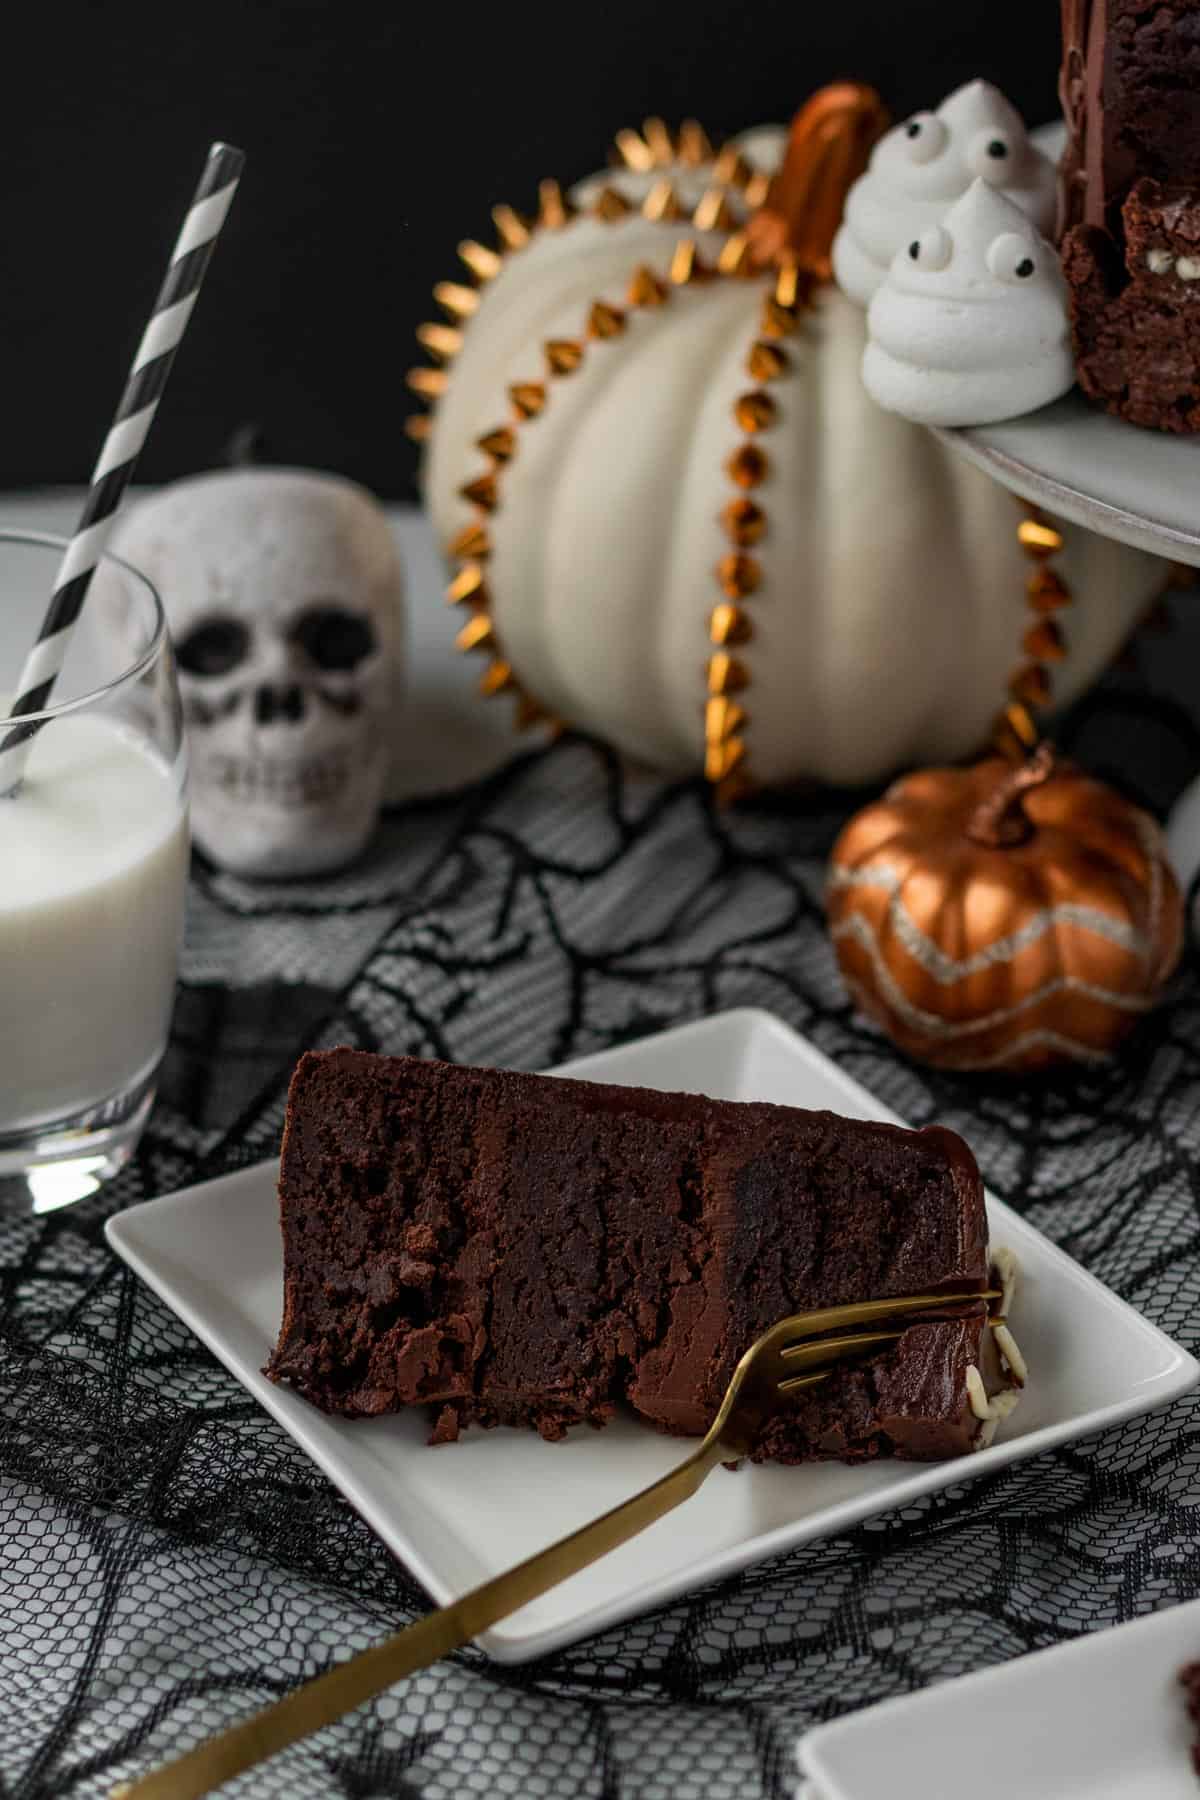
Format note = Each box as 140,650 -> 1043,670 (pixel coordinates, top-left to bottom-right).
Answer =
1064,179 -> 1200,431
1059,0 -> 1200,429
1057,0 -> 1104,237
265,1050 -> 1022,1462
1058,0 -> 1200,239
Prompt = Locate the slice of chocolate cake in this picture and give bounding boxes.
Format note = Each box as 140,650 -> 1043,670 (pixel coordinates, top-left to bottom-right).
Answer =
265,1050 -> 1021,1462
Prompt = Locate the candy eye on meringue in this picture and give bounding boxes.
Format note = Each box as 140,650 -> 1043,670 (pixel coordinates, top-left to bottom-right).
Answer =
1146,247 -> 1174,275
900,112 -> 947,164
968,128 -> 1014,182
986,233 -> 1037,282
906,225 -> 953,271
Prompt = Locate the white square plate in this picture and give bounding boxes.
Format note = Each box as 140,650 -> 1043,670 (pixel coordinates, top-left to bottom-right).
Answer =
106,1008 -> 1199,1664
801,1596 -> 1200,1799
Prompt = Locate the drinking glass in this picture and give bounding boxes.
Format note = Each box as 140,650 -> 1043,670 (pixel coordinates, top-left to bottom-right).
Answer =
0,530 -> 189,1212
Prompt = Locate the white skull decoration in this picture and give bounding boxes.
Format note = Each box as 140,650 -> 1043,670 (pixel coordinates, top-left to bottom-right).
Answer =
103,468 -> 405,878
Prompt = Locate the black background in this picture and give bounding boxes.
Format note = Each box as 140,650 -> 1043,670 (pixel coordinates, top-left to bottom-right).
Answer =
8,1 -> 1060,501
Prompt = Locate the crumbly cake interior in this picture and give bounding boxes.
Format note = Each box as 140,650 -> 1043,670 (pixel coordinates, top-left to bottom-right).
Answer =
266,1049 -> 1014,1462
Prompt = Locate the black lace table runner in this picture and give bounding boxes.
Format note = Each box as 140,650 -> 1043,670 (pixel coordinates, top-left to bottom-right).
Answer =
4,657 -> 1200,1799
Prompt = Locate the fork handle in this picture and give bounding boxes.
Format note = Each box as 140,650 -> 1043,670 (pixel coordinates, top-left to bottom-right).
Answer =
113,1429 -> 734,1799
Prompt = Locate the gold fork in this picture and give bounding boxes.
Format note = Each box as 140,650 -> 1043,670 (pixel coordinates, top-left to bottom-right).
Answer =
114,1287 -> 999,1800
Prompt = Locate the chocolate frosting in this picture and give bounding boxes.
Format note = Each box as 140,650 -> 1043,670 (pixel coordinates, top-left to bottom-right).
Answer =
1058,0 -> 1200,238
267,1049 -> 1000,1464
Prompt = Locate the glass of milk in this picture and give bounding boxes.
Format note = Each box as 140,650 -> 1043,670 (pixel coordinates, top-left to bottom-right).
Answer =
0,530 -> 189,1212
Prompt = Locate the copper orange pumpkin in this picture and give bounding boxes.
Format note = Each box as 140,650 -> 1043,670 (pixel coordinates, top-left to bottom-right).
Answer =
826,747 -> 1184,1073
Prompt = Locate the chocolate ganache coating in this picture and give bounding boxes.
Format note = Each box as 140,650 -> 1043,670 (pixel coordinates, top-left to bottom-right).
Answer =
1059,0 -> 1200,431
1063,179 -> 1200,432
1059,0 -> 1200,237
265,1050 -> 997,1463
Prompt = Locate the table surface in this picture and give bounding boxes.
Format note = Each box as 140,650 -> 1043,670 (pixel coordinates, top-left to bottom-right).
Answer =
3,491 -> 1200,1800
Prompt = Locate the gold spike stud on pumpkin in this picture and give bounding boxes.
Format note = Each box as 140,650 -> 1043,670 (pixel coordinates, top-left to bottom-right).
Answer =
446,562 -> 487,606
712,145 -> 752,188
433,281 -> 480,321
678,119 -> 713,166
721,496 -> 766,546
478,659 -> 515,697
406,367 -> 447,398
614,127 -> 654,173
744,170 -> 772,210
717,233 -> 753,277
707,651 -> 749,694
693,187 -> 736,233
459,472 -> 498,512
538,179 -> 572,229
643,116 -> 676,165
669,240 -> 707,286
734,390 -> 777,433
587,300 -> 625,339
508,381 -> 546,420
477,426 -> 516,464
545,338 -> 584,376
643,179 -> 683,222
747,340 -> 789,382
455,613 -> 495,653
592,186 -> 633,221
492,205 -> 530,250
450,522 -> 490,562
416,322 -> 463,360
628,266 -> 668,308
459,239 -> 502,282
826,746 -> 1184,1074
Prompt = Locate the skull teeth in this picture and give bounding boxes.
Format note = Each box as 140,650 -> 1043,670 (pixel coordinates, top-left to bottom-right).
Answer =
206,754 -> 356,810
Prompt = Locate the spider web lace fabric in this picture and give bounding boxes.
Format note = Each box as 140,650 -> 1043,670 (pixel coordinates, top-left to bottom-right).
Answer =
4,663 -> 1200,1800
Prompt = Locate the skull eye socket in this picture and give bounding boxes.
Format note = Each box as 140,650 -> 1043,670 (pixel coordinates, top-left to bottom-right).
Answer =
177,616 -> 251,677
291,606 -> 376,671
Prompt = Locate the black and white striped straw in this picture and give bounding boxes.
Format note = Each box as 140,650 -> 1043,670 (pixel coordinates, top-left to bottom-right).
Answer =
0,140 -> 245,796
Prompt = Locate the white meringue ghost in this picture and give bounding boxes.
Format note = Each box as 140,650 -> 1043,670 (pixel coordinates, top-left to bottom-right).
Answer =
832,79 -> 1058,306
861,180 -> 1075,427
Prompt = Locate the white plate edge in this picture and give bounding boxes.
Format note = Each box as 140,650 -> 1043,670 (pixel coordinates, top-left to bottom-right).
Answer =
799,1592 -> 1200,1797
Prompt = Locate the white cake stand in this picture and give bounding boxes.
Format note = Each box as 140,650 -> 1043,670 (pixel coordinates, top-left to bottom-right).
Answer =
932,399 -> 1200,568
933,399 -> 1200,889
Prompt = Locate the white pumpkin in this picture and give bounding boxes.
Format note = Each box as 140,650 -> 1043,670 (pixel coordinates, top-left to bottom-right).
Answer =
416,116 -> 1164,790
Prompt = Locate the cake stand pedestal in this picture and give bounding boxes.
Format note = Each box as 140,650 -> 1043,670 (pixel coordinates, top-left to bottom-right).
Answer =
933,402 -> 1200,893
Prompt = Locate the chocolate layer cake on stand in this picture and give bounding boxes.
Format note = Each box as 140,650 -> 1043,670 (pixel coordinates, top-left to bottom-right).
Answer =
1059,0 -> 1200,430
266,1051 -> 1022,1462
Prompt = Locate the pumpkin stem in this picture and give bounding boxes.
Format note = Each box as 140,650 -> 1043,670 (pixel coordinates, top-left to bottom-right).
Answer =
745,82 -> 890,276
965,744 -> 1057,848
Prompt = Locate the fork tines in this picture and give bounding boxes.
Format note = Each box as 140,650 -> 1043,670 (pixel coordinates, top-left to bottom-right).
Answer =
775,1288 -> 1002,1394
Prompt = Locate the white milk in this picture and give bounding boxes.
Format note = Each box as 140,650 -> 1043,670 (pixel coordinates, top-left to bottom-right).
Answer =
0,712 -> 188,1133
